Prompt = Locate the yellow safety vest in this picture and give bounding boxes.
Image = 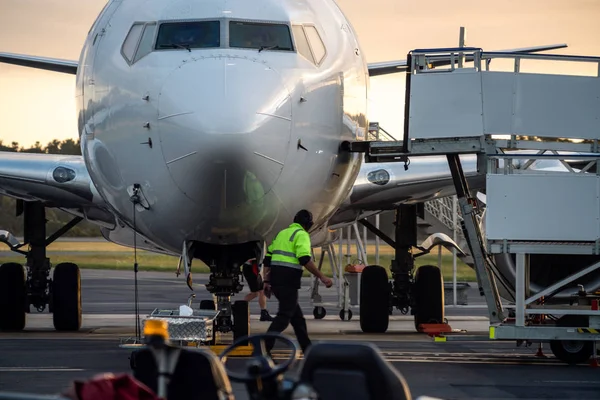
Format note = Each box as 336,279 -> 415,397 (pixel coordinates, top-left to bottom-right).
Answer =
266,223 -> 311,270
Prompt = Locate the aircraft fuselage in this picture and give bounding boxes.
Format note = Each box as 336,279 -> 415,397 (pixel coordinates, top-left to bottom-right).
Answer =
77,0 -> 368,255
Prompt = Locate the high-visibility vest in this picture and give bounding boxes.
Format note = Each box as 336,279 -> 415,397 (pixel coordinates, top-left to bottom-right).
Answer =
266,223 -> 311,270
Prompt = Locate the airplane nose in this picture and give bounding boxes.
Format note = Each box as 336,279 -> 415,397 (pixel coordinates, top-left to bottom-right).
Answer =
157,57 -> 292,209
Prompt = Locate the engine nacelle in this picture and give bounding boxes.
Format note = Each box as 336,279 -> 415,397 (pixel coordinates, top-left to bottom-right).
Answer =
310,224 -> 341,248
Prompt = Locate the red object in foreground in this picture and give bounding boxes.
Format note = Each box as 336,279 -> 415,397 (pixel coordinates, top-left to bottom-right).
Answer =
64,373 -> 159,400
418,323 -> 453,335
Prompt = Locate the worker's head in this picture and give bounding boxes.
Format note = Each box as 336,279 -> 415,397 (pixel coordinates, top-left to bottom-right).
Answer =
294,209 -> 313,231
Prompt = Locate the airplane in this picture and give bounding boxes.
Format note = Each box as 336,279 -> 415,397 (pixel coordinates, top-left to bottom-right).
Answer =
0,0 -> 576,337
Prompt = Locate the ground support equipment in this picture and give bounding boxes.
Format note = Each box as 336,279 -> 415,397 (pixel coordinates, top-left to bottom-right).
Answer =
120,296 -> 254,359
309,232 -> 358,321
344,46 -> 600,364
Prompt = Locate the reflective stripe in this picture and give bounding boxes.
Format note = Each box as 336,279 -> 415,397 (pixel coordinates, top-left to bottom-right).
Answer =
272,250 -> 296,258
289,229 -> 302,242
267,223 -> 310,272
271,261 -> 303,270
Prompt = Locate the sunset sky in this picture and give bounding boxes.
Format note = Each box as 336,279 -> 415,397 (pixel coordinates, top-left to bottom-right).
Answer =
0,0 -> 599,147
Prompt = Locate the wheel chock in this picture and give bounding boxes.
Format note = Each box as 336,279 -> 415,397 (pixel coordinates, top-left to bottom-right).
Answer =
418,323 -> 452,335
534,343 -> 547,358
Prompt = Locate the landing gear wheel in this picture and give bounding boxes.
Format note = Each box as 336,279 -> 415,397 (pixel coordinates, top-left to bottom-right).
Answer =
339,309 -> 352,321
413,265 -> 444,331
52,263 -> 82,331
313,306 -> 326,319
359,265 -> 390,333
0,263 -> 26,331
550,340 -> 593,365
232,300 -> 250,342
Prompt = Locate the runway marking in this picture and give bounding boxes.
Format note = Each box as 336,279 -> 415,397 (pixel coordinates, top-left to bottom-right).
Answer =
0,367 -> 85,372
260,350 -> 576,366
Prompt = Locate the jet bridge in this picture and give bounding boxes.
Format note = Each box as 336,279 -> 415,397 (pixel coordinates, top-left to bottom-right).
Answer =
345,47 -> 600,365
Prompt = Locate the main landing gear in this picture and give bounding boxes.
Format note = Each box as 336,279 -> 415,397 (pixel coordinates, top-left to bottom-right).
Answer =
0,201 -> 82,331
358,204 -> 445,333
193,242 -> 257,343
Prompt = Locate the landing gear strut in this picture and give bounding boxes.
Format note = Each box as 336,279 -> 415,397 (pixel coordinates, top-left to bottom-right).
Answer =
358,204 -> 444,333
0,201 -> 82,331
196,242 -> 257,342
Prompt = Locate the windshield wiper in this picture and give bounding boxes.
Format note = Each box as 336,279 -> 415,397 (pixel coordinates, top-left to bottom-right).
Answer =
159,43 -> 191,52
258,45 -> 290,53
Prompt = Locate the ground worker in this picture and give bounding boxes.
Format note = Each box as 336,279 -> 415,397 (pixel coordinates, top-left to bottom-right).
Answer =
262,209 -> 333,355
241,258 -> 274,321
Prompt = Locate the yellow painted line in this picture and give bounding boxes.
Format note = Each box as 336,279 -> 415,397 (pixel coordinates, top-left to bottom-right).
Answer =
434,336 -> 447,342
207,345 -> 254,356
489,326 -> 496,339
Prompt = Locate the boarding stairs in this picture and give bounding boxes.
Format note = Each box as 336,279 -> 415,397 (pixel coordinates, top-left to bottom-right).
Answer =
346,46 -> 600,346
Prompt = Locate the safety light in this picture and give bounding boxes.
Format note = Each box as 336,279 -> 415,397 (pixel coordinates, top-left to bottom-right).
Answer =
144,319 -> 169,340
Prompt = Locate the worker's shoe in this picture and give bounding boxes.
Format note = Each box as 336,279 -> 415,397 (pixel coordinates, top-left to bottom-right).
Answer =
260,309 -> 274,321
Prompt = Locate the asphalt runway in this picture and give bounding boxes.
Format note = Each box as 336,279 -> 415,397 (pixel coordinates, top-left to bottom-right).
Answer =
76,269 -> 488,317
1,339 -> 600,399
1,270 -> 599,399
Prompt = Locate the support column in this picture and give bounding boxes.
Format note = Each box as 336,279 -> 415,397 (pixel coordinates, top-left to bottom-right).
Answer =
24,201 -> 50,312
391,204 -> 417,312
446,153 -> 505,323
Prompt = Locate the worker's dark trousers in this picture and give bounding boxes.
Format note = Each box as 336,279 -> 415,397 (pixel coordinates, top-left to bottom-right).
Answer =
266,286 -> 312,354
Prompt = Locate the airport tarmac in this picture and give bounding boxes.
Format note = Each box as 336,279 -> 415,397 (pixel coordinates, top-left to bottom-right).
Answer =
1,270 -> 599,399
76,269 -> 489,317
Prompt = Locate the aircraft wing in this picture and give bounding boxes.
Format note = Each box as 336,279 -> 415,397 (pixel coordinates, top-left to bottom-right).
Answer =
0,52 -> 77,74
0,151 -> 114,226
367,43 -> 568,77
1,43 -> 566,77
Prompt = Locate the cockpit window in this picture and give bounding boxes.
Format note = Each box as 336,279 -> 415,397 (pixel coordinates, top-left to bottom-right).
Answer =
229,21 -> 293,51
155,21 -> 220,50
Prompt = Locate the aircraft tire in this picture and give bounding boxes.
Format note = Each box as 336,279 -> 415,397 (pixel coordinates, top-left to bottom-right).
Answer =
232,300 -> 250,343
0,263 -> 26,331
359,265 -> 389,333
550,340 -> 593,365
52,262 -> 82,331
413,265 -> 444,331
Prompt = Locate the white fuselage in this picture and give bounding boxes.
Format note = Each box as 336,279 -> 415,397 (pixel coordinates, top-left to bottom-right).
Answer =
77,0 -> 368,253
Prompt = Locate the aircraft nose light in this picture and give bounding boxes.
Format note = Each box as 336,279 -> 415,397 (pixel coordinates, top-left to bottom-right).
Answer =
53,167 -> 76,183
367,169 -> 390,186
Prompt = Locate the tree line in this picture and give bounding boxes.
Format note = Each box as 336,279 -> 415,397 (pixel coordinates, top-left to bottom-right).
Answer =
0,138 -> 101,237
